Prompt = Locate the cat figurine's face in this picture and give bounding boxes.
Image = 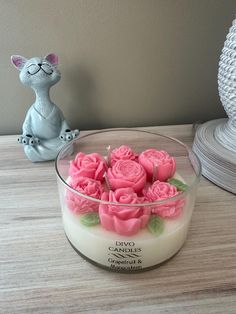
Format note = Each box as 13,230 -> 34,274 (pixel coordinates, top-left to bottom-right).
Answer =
11,53 -> 61,89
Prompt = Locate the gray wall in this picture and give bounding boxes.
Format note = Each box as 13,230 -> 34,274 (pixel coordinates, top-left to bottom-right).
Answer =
1,0 -> 235,135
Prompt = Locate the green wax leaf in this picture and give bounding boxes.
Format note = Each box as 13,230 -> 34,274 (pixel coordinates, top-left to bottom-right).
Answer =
168,178 -> 188,192
147,216 -> 164,236
80,212 -> 100,227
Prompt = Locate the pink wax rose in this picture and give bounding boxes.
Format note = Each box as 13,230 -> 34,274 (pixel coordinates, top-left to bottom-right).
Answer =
144,180 -> 184,218
138,149 -> 176,182
107,160 -> 146,193
69,152 -> 106,182
99,188 -> 151,236
66,177 -> 104,214
110,145 -> 137,167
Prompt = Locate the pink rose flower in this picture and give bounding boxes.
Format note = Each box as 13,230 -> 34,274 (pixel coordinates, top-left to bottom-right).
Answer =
144,180 -> 184,218
107,160 -> 146,193
69,152 -> 106,182
138,149 -> 176,182
99,188 -> 151,236
66,177 -> 104,214
110,145 -> 137,167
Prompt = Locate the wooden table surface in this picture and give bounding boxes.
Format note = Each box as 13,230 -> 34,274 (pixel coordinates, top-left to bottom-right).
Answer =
1,125 -> 236,314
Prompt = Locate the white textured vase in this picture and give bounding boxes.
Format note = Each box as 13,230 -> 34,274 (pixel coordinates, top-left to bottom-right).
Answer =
193,18 -> 236,194
215,18 -> 236,151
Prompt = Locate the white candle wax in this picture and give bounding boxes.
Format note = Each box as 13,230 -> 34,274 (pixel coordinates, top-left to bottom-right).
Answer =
62,194 -> 194,271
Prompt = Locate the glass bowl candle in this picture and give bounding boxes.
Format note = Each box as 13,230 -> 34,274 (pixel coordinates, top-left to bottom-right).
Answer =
55,129 -> 201,272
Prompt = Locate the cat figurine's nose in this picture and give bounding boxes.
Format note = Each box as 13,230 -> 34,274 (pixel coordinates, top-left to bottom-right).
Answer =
38,63 -> 42,67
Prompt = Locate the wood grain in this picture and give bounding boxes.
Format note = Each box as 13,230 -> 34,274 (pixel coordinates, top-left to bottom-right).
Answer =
1,125 -> 236,314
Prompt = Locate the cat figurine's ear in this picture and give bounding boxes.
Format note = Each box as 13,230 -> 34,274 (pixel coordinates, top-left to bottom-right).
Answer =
11,55 -> 28,71
45,53 -> 58,66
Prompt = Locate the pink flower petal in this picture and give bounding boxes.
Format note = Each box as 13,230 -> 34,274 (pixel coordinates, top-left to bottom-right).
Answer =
113,216 -> 142,236
98,188 -> 151,236
99,211 -> 115,232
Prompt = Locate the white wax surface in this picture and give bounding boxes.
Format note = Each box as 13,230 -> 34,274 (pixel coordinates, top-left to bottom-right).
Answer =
62,188 -> 194,271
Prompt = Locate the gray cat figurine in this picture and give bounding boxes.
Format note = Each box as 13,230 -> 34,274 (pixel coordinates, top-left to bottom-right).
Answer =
11,53 -> 79,162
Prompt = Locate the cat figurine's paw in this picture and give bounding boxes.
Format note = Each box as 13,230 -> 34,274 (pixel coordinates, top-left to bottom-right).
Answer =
18,134 -> 40,146
59,129 -> 79,142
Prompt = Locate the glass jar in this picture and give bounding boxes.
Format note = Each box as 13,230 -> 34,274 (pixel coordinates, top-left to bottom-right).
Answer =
55,129 -> 201,272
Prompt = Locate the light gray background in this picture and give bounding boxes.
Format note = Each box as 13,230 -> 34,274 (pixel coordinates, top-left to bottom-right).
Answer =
1,0 -> 235,135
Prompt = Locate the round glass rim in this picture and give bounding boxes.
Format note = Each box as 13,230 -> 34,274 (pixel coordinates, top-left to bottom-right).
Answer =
55,128 -> 202,207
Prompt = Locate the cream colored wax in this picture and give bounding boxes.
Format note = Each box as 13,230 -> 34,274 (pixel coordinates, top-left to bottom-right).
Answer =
62,194 -> 194,271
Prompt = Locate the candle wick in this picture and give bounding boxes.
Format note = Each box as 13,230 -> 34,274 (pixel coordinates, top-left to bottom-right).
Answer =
104,172 -> 112,191
103,158 -> 109,171
106,145 -> 111,167
152,163 -> 158,183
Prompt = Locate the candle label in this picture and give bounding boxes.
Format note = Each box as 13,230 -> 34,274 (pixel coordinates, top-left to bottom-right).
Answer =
107,241 -> 143,271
